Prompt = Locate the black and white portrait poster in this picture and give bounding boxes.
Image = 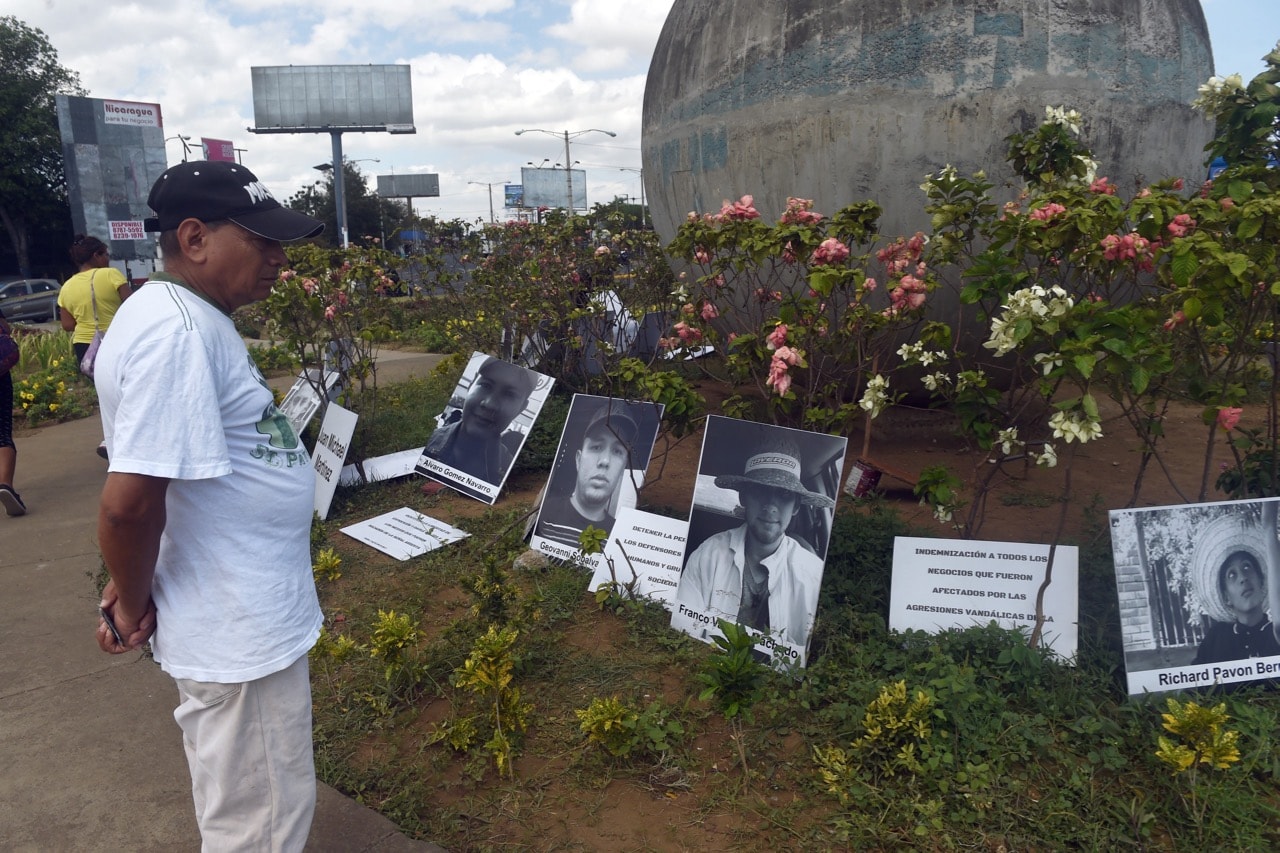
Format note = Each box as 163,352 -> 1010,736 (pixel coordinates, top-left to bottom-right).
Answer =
414,351 -> 553,504
671,416 -> 848,669
531,394 -> 664,565
1109,498 -> 1280,694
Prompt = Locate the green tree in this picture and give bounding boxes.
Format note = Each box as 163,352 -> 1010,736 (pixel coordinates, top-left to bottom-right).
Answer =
0,16 -> 86,276
590,196 -> 647,231
284,160 -> 409,250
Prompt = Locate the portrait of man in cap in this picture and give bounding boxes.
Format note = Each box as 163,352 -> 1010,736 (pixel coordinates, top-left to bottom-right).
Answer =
675,417 -> 847,658
534,395 -> 662,551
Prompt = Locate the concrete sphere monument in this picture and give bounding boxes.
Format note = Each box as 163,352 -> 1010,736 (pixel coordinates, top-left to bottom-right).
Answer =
642,0 -> 1216,243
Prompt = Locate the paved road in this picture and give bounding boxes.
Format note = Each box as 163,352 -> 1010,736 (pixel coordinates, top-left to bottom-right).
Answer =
0,350 -> 446,852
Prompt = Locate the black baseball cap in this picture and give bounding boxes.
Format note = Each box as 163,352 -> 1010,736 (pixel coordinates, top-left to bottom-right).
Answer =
583,401 -> 639,448
144,161 -> 324,241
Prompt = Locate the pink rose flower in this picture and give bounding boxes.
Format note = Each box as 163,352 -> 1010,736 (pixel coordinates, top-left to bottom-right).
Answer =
1217,407 -> 1242,432
811,237 -> 850,266
673,321 -> 702,344
1167,213 -> 1195,238
1029,202 -> 1066,222
700,301 -> 719,321
773,345 -> 801,366
779,197 -> 824,225
766,324 -> 788,350
768,369 -> 792,397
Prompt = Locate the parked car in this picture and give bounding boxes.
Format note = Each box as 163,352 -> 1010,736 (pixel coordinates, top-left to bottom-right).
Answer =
0,278 -> 61,322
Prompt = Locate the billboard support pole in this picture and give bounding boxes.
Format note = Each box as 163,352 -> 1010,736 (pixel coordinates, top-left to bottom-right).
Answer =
330,132 -> 349,249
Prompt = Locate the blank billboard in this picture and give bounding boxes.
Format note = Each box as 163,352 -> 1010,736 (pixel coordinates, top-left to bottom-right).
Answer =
520,167 -> 587,209
376,173 -> 440,198
251,65 -> 415,133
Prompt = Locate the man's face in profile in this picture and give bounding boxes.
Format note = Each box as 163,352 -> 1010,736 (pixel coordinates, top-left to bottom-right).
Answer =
574,429 -> 628,511
740,483 -> 799,550
460,364 -> 530,440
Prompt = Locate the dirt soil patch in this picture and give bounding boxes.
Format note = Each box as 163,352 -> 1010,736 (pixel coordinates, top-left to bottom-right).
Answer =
318,381 -> 1238,852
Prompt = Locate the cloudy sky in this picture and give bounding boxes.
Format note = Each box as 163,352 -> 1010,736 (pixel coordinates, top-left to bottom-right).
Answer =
11,0 -> 1277,224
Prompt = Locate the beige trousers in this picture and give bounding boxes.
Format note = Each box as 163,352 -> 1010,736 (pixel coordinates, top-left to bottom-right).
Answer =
174,655 -> 315,852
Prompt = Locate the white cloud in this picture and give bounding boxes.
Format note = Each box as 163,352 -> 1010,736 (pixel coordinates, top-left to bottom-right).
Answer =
5,0 -> 1262,222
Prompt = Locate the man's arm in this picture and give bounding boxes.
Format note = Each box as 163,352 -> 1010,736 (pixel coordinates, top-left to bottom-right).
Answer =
96,472 -> 169,652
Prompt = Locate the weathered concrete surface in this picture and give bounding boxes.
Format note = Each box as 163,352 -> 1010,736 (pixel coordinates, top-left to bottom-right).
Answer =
643,0 -> 1215,241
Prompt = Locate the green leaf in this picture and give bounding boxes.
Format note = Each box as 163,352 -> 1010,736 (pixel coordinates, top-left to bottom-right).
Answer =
1073,355 -> 1095,378
1171,251 -> 1198,287
1203,299 -> 1224,327
1081,393 -> 1099,419
1182,296 -> 1203,319
1226,253 -> 1250,279
1227,180 -> 1253,202
1131,365 -> 1150,395
1236,217 -> 1262,241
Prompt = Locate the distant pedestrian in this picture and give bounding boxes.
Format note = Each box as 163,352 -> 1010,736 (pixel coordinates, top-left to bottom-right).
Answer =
0,308 -> 25,517
59,234 -> 132,459
59,234 -> 131,364
94,160 -> 324,850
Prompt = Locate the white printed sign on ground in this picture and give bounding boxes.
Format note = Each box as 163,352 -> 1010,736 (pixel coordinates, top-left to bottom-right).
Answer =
339,448 -> 422,487
889,536 -> 1079,662
312,402 -> 357,520
588,508 -> 688,609
341,507 -> 469,561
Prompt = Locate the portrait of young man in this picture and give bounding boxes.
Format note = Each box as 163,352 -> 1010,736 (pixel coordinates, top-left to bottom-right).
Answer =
532,395 -> 662,555
672,416 -> 847,667
1109,498 -> 1280,694
415,351 -> 551,503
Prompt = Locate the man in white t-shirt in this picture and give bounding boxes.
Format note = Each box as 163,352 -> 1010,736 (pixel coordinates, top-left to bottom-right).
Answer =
93,160 -> 325,851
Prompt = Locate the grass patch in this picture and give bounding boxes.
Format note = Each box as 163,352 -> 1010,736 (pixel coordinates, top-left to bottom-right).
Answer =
308,379 -> 1280,852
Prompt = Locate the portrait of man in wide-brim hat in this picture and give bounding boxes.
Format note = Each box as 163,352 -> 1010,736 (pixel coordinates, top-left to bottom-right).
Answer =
676,417 -> 845,652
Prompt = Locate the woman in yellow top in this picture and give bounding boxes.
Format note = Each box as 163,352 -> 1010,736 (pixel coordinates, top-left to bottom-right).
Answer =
58,234 -> 131,459
58,234 -> 132,365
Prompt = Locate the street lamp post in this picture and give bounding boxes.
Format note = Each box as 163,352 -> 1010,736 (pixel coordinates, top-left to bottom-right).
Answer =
618,167 -> 647,228
165,134 -> 192,162
514,128 -> 616,213
468,180 -> 511,224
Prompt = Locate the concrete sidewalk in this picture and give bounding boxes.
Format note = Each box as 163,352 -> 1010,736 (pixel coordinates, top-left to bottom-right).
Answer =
0,349 -> 447,852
